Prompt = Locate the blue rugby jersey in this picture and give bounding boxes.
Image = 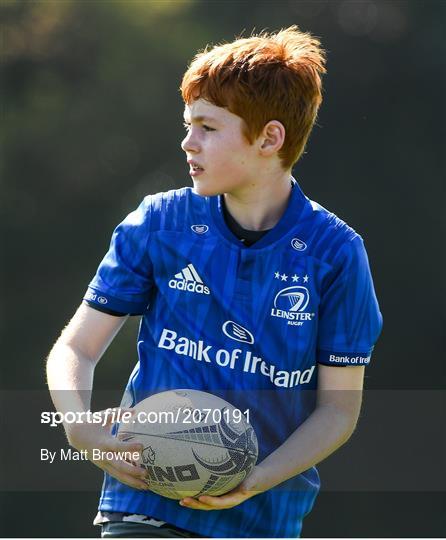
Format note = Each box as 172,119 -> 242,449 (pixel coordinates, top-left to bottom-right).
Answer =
84,180 -> 383,538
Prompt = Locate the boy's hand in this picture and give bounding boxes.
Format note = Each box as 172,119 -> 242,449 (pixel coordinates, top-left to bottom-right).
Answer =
66,408 -> 149,491
179,466 -> 265,511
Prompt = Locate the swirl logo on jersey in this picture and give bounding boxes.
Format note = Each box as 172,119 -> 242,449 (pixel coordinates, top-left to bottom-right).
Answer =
191,224 -> 209,234
271,286 -> 315,326
222,321 -> 254,344
291,238 -> 307,251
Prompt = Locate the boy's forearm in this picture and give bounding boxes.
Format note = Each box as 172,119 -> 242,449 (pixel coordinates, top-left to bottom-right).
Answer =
46,342 -> 95,417
46,305 -> 128,417
251,400 -> 361,493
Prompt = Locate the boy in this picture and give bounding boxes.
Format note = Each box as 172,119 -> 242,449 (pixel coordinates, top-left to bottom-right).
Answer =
47,26 -> 383,538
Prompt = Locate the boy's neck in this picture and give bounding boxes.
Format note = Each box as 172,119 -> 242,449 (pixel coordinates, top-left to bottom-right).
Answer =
222,170 -> 293,231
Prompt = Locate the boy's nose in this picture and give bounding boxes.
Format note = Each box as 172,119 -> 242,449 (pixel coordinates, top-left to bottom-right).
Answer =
181,132 -> 200,154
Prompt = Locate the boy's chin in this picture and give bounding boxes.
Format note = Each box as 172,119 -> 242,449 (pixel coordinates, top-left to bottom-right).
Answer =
192,180 -> 222,198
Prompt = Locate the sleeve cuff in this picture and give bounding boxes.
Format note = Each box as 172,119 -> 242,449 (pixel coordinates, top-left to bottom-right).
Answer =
83,301 -> 127,317
83,287 -> 149,315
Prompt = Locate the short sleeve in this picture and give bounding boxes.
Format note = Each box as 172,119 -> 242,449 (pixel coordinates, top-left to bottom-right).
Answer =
83,197 -> 154,315
317,236 -> 383,366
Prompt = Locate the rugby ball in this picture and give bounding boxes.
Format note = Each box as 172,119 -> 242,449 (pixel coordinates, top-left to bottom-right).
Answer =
118,389 -> 258,499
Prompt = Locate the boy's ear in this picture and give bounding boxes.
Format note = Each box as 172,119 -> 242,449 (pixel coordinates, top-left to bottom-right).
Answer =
259,120 -> 286,156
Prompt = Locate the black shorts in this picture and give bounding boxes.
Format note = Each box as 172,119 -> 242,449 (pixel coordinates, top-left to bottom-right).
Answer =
101,521 -> 205,538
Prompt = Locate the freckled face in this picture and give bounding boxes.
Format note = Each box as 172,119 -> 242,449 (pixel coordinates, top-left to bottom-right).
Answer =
181,99 -> 260,197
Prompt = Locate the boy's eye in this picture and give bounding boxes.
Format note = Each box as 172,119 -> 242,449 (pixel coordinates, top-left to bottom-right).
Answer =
183,122 -> 215,132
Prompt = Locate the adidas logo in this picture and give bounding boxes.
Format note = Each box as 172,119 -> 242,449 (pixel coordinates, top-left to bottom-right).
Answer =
168,263 -> 210,295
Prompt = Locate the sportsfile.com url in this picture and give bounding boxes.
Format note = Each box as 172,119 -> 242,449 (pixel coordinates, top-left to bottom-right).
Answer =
41,407 -> 250,428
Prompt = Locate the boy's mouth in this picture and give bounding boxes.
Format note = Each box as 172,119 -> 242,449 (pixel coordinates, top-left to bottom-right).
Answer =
187,160 -> 204,175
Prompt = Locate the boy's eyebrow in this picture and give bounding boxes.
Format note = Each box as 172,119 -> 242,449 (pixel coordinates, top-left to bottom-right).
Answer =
183,114 -> 219,124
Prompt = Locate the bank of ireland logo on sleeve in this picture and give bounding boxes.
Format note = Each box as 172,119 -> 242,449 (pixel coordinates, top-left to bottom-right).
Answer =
169,263 -> 210,295
271,286 -> 315,326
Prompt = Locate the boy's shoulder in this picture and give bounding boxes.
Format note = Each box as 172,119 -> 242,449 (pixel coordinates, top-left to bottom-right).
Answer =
137,186 -> 204,231
307,198 -> 359,240
150,186 -> 199,211
302,197 -> 364,266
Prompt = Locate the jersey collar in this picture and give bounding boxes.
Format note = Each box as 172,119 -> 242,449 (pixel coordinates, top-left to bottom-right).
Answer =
208,178 -> 308,250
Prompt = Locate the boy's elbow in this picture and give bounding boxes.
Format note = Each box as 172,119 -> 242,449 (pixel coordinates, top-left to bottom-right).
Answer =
341,416 -> 359,445
340,404 -> 362,445
322,398 -> 362,445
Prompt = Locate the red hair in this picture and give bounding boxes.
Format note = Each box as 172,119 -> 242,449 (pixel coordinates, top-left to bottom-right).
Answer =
181,26 -> 326,169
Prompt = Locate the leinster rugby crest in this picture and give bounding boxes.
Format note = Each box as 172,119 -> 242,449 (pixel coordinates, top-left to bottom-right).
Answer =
271,285 -> 315,327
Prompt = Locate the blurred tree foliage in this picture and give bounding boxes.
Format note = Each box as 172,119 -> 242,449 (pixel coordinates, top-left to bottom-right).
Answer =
1,0 -> 211,392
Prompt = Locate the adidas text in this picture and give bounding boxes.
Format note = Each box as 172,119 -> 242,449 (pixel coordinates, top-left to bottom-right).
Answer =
168,279 -> 210,295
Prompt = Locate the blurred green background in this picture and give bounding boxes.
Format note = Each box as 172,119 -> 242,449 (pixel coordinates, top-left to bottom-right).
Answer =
1,0 -> 445,537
